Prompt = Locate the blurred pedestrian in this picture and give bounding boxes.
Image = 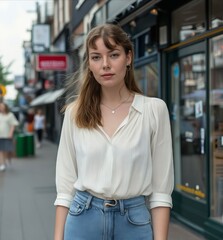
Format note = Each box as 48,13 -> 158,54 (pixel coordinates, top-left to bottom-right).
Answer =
0,102 -> 19,171
34,108 -> 45,148
26,108 -> 35,133
54,23 -> 174,240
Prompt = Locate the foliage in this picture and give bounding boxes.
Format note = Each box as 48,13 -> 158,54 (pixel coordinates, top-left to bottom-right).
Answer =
0,56 -> 14,86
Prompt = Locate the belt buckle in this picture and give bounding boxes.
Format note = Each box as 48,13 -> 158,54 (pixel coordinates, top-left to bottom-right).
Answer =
104,199 -> 118,207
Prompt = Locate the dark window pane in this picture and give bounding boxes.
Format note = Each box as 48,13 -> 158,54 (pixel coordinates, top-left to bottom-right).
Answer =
209,0 -> 223,29
172,0 -> 205,43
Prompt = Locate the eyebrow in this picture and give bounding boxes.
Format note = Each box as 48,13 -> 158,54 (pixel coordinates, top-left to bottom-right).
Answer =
89,48 -> 121,54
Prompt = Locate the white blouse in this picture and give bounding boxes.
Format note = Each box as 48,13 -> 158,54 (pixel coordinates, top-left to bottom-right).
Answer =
54,94 -> 174,209
0,112 -> 19,138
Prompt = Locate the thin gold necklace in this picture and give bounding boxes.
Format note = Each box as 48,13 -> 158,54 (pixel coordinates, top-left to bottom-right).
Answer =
101,94 -> 131,114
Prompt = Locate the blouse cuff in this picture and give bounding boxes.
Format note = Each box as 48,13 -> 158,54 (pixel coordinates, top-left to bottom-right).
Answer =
54,193 -> 74,208
148,192 -> 173,209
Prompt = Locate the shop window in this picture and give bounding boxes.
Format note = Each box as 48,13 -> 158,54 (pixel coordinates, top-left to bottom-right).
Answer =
138,28 -> 156,58
209,0 -> 223,29
134,61 -> 158,97
172,0 -> 205,43
171,54 -> 207,202
133,27 -> 157,59
210,35 -> 223,223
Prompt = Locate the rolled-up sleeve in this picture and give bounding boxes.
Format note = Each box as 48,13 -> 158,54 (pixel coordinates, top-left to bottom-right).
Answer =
148,99 -> 174,209
54,106 -> 77,208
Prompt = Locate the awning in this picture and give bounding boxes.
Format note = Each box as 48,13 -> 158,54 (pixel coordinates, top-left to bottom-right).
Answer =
30,88 -> 65,107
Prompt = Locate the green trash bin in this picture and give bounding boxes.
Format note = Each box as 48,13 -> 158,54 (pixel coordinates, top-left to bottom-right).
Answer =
26,133 -> 35,156
16,134 -> 27,157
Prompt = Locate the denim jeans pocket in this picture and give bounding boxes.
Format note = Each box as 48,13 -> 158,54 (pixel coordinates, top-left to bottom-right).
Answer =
69,197 -> 86,216
126,204 -> 151,226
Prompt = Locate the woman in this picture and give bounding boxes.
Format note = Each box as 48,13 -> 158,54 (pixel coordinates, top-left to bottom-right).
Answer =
0,102 -> 19,171
54,23 -> 174,240
34,108 -> 45,148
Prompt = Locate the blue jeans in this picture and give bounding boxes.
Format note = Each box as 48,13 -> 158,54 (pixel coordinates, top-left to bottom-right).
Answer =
64,191 -> 153,240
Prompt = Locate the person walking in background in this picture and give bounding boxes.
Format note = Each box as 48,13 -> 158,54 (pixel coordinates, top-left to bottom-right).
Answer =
0,102 -> 19,171
54,23 -> 174,240
34,108 -> 45,148
26,108 -> 35,133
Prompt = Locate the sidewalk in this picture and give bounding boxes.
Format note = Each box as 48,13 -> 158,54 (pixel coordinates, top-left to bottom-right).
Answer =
0,140 -> 57,240
0,140 -> 206,240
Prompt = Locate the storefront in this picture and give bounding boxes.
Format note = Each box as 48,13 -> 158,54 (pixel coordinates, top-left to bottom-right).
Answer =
109,0 -> 223,239
161,0 -> 223,239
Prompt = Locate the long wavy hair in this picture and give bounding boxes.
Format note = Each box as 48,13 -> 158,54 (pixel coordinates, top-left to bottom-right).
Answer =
68,23 -> 142,129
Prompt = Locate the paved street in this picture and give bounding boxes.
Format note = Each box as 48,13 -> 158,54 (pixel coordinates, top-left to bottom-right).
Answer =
0,140 -> 205,240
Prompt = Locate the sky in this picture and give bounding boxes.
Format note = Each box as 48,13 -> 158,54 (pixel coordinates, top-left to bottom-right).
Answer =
0,0 -> 48,99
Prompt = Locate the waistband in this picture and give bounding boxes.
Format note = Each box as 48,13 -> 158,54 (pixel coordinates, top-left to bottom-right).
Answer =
75,190 -> 146,214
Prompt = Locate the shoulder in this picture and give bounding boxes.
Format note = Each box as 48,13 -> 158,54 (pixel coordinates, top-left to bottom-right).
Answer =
8,112 -> 16,118
133,94 -> 168,113
142,96 -> 168,111
65,100 -> 78,114
63,100 -> 78,122
8,112 -> 19,123
140,96 -> 169,122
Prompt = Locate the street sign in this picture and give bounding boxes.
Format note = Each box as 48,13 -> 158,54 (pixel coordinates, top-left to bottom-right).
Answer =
0,84 -> 7,96
32,24 -> 50,53
36,54 -> 68,71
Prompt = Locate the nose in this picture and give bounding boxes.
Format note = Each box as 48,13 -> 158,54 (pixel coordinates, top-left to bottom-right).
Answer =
102,57 -> 110,70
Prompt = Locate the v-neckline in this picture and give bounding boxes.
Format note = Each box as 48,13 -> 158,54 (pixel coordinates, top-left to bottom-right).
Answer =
98,114 -> 130,141
98,94 -> 137,140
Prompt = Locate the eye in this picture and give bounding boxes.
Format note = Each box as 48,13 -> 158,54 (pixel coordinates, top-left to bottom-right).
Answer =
110,53 -> 120,59
91,55 -> 101,61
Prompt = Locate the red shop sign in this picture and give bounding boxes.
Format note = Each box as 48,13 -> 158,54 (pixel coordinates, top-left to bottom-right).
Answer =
36,54 -> 68,71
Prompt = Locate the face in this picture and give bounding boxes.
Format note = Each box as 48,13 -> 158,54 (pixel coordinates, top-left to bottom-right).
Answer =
37,109 -> 42,115
88,37 -> 131,89
0,103 -> 5,112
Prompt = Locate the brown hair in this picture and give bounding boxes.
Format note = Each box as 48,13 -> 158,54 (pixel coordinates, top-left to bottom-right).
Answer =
0,102 -> 10,114
69,23 -> 142,128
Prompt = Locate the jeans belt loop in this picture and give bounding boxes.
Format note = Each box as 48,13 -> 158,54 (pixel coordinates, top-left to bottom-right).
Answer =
119,200 -> 125,215
85,194 -> 93,209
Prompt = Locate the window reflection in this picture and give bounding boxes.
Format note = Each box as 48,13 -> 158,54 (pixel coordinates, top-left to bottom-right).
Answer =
135,61 -> 158,97
138,28 -> 156,57
172,0 -> 205,43
171,54 -> 207,201
210,35 -> 223,222
209,0 -> 223,29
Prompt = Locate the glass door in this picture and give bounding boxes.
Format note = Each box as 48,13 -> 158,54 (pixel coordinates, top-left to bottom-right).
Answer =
169,42 -> 208,217
210,34 -> 223,223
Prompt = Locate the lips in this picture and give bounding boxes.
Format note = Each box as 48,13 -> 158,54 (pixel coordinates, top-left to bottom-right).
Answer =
101,73 -> 114,79
101,73 -> 114,77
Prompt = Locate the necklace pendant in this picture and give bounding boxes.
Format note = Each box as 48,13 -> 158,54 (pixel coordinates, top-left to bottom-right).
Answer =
112,110 -> 115,114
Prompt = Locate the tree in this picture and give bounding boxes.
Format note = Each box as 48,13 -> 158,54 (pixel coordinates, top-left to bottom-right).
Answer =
0,56 -> 14,101
0,56 -> 13,86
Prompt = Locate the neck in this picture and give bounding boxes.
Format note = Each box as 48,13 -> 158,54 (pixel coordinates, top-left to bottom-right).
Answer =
101,92 -> 132,114
101,86 -> 130,105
